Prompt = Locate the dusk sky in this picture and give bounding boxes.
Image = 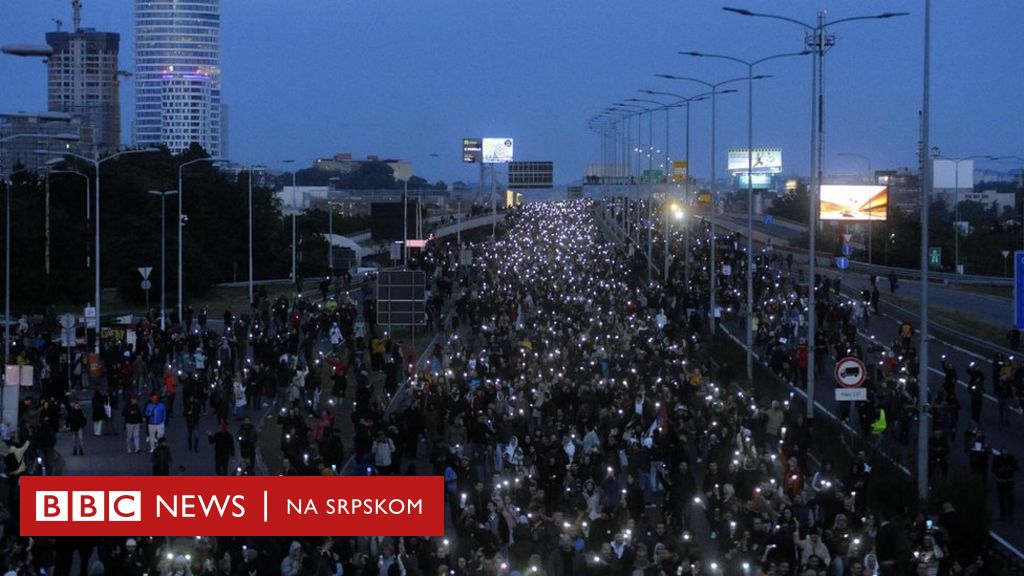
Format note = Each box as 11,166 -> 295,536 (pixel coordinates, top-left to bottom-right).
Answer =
1,1 -> 1021,185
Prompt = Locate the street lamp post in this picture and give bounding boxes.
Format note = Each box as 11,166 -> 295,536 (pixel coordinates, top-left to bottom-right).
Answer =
681,50 -> 807,381
282,160 -> 298,283
724,5 -> 907,420
247,166 -> 261,304
641,90 -> 719,290
326,201 -> 343,272
147,190 -> 178,330
177,156 -> 221,325
3,166 -> 32,376
54,148 -> 159,352
935,154 -> 996,275
656,73 -> 750,334
48,169 -> 91,272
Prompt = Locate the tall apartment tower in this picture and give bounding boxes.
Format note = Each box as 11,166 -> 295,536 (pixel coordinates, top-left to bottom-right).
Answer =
45,3 -> 120,154
133,0 -> 223,157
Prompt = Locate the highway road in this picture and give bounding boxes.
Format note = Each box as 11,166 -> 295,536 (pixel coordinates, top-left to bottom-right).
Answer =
600,202 -> 1024,558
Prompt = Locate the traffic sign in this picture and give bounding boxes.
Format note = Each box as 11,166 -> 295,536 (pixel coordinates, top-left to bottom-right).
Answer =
58,313 -> 75,329
763,214 -> 774,226
841,244 -> 854,257
842,233 -> 853,243
836,256 -> 849,270
138,267 -> 153,280
141,279 -> 152,291
836,388 -> 868,401
84,306 -> 96,329
835,356 -> 867,388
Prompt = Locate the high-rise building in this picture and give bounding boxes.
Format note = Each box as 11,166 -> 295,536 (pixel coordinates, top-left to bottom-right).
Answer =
160,69 -> 215,154
134,0 -> 222,157
45,18 -> 120,154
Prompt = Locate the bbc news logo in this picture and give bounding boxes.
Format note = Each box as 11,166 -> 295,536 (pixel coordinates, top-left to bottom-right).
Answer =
36,491 -> 141,522
21,476 -> 443,537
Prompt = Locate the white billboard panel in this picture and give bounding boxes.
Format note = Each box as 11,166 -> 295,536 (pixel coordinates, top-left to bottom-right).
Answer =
820,185 -> 889,221
728,147 -> 782,173
482,138 -> 514,164
932,159 -> 974,190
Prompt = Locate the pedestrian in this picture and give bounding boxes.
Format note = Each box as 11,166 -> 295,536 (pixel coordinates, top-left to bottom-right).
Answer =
888,270 -> 898,293
997,375 -> 1014,425
151,437 -> 172,476
209,421 -> 235,476
238,416 -> 257,470
372,429 -> 395,475
185,394 -> 202,452
967,363 -> 985,424
1008,327 -> 1021,351
91,388 -> 108,436
994,448 -> 1019,522
144,393 -> 167,453
67,402 -> 87,455
123,395 -> 143,454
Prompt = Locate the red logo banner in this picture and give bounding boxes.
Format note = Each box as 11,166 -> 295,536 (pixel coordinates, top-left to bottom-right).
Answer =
21,476 -> 444,536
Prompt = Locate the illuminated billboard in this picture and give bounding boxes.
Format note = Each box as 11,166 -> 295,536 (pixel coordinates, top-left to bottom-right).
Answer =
728,147 -> 782,173
819,185 -> 888,221
482,138 -> 514,164
462,138 -> 482,163
737,172 -> 775,190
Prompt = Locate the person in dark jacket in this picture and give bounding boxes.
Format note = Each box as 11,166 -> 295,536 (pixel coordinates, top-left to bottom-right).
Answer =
92,389 -> 109,436
152,437 -> 172,476
994,448 -> 1019,522
67,402 -> 87,455
123,395 -> 143,454
209,421 -> 235,476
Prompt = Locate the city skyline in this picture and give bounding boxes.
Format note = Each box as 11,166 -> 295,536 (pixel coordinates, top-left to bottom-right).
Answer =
1,1 -> 1021,184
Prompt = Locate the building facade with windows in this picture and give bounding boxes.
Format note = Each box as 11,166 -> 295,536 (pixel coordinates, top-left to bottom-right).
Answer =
45,28 -> 120,154
134,0 -> 222,157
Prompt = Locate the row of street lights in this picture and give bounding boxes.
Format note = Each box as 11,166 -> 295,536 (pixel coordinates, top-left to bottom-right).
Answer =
593,6 -> 918,492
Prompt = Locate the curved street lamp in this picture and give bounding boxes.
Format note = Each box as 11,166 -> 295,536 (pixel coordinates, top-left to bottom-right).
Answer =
680,49 -> 808,381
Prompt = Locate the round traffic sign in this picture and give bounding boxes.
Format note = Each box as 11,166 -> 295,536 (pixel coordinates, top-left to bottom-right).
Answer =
141,279 -> 152,291
836,256 -> 849,270
834,356 -> 867,388
59,313 -> 76,329
763,214 -> 774,226
841,243 -> 854,257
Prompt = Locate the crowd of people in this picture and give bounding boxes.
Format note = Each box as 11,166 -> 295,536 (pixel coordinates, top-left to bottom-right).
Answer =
0,198 -> 1010,575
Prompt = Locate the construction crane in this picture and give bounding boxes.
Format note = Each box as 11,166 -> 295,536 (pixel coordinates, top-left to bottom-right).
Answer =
72,0 -> 82,31
52,18 -> 63,32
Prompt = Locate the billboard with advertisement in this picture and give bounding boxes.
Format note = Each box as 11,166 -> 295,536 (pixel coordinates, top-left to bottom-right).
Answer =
462,138 -> 482,163
671,160 -> 688,182
737,172 -> 775,190
482,138 -> 514,164
819,185 -> 889,221
728,147 -> 783,173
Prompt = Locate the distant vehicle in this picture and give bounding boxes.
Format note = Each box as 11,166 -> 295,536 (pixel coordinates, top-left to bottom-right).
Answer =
351,266 -> 379,284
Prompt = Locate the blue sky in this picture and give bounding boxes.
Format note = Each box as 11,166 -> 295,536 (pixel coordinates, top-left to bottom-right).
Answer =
1,1 -> 1021,185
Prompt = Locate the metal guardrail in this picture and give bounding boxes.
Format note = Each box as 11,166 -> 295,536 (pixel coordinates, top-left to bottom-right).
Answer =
847,259 -> 1012,287
704,211 -> 1014,287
